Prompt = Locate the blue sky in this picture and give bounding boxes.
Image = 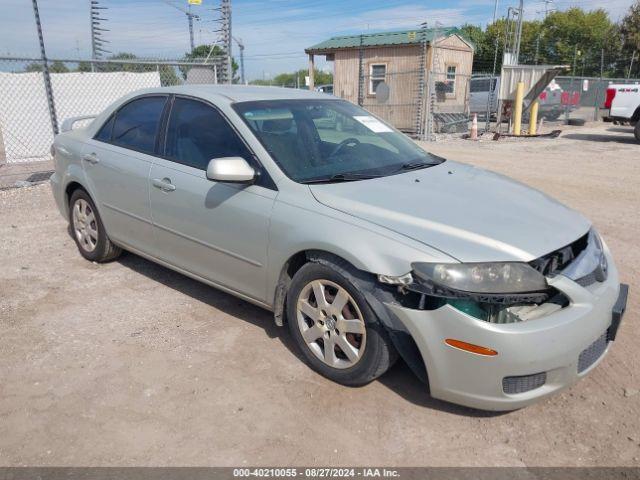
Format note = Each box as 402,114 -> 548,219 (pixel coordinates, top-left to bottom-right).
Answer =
1,0 -> 636,80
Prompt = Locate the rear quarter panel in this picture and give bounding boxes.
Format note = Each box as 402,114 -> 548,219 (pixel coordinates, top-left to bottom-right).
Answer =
51,130 -> 91,218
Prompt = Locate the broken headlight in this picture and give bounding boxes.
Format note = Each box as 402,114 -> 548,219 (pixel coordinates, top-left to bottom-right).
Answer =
410,262 -> 550,304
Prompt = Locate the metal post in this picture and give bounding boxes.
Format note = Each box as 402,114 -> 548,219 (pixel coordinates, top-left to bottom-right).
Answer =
188,4 -> 195,52
565,45 -> 578,122
513,81 -> 524,135
486,35 -> 500,132
529,100 -> 539,135
515,0 -> 524,64
629,51 -> 637,79
308,53 -> 315,90
32,0 -> 59,136
594,48 -> 604,121
223,0 -> 232,84
357,35 -> 364,106
239,43 -> 245,84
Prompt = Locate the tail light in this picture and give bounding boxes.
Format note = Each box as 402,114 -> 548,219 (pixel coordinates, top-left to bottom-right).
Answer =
539,91 -> 547,101
604,88 -> 617,108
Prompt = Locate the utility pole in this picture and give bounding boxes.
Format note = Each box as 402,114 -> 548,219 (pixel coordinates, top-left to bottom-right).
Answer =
163,0 -> 200,52
90,0 -> 110,69
515,0 -> 524,64
32,0 -> 59,135
220,0 -> 232,83
233,36 -> 245,84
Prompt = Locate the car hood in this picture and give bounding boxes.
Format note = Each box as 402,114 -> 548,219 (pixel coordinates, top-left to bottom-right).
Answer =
309,161 -> 591,262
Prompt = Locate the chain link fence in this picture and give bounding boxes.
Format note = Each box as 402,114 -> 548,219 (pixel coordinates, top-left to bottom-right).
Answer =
0,56 -> 226,165
426,69 -> 472,136
555,75 -> 640,122
360,66 -> 425,136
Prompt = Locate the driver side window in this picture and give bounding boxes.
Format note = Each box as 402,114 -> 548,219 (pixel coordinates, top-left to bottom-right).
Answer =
164,97 -> 251,170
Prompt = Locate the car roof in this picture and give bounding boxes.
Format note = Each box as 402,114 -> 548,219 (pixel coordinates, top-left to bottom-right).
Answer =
133,84 -> 333,104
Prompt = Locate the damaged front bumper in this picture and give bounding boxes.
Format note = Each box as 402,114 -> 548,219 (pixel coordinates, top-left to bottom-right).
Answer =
384,251 -> 626,411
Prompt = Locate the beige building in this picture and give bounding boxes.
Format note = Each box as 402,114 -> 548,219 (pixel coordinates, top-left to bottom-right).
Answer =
306,28 -> 474,134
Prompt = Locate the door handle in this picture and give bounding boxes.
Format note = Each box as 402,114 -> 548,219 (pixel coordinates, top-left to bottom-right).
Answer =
82,153 -> 99,164
152,177 -> 176,192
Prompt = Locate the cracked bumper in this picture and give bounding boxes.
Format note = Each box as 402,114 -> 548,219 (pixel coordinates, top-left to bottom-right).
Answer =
384,251 -> 623,411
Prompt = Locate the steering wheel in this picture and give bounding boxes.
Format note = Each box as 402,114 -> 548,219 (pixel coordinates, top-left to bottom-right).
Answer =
329,137 -> 361,158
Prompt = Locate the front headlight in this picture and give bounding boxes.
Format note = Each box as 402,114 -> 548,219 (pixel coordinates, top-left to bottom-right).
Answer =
412,262 -> 548,295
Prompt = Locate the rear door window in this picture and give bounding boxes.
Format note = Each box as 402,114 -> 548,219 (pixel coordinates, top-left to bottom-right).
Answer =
111,96 -> 167,154
164,97 -> 251,170
95,115 -> 115,142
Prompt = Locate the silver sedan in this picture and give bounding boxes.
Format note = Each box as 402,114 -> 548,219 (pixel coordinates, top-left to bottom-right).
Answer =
51,85 -> 628,411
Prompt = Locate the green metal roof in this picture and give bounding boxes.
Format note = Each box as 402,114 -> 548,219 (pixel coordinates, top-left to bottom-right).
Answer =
306,27 -> 462,53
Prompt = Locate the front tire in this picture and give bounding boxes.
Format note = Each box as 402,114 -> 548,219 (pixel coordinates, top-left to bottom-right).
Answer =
69,189 -> 121,262
286,262 -> 395,386
635,122 -> 640,143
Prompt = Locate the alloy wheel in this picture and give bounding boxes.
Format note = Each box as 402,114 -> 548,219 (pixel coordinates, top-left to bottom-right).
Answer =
296,279 -> 366,369
72,199 -> 98,252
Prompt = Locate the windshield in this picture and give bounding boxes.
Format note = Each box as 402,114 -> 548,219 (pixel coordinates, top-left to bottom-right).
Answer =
233,99 -> 443,183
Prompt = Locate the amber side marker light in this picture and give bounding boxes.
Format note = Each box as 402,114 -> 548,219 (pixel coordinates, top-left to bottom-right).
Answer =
445,339 -> 498,356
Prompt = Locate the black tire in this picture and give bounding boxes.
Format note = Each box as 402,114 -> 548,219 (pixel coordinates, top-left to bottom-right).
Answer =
567,118 -> 586,126
635,122 -> 640,143
69,189 -> 121,262
286,262 -> 396,386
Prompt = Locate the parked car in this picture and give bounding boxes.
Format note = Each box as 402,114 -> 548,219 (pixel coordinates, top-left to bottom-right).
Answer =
603,83 -> 640,142
51,85 -> 627,411
470,76 -> 565,121
314,84 -> 333,94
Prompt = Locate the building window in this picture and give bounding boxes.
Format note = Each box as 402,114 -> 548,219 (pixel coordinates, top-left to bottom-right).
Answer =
445,65 -> 457,95
369,64 -> 386,95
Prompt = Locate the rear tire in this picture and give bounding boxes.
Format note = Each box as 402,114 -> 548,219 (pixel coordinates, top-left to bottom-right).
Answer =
286,262 -> 395,386
69,189 -> 121,263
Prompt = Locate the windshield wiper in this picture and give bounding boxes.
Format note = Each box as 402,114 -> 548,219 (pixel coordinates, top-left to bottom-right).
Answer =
398,160 -> 441,171
301,173 -> 382,184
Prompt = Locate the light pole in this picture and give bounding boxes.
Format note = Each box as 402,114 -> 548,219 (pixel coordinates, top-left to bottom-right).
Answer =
32,0 -> 58,135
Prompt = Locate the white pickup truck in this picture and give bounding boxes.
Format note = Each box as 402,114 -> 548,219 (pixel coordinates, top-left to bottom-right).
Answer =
604,84 -> 640,142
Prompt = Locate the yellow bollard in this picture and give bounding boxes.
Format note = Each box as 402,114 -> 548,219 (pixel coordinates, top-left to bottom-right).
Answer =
529,99 -> 539,135
513,81 -> 525,136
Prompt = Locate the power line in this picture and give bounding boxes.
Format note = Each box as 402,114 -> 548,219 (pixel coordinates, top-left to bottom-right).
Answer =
162,0 -> 200,51
90,0 -> 110,61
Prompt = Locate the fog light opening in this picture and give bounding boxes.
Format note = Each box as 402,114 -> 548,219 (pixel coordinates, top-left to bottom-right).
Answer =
445,339 -> 498,356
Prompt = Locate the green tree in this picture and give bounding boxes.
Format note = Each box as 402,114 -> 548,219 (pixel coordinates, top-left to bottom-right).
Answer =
250,68 -> 332,88
77,61 -> 92,72
620,0 -> 640,77
463,7 -> 619,76
621,0 -> 640,49
100,52 -> 179,86
24,60 -> 69,73
24,62 -> 43,72
49,60 -> 69,73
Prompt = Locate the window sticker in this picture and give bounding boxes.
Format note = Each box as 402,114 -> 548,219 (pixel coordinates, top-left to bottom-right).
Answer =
353,115 -> 393,133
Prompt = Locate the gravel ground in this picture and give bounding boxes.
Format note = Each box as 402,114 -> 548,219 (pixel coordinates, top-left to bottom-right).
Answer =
0,122 -> 638,467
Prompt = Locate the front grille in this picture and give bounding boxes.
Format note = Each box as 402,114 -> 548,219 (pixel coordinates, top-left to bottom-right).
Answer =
503,372 -> 547,394
578,333 -> 608,373
575,270 -> 598,287
529,233 -> 589,277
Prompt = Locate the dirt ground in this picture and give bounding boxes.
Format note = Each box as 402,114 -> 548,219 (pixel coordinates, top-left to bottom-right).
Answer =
0,122 -> 638,467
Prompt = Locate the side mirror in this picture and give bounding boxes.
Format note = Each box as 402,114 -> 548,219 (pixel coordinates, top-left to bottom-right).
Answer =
206,157 -> 256,183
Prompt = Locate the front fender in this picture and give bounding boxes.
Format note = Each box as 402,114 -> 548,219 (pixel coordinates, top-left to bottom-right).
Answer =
266,193 -> 455,313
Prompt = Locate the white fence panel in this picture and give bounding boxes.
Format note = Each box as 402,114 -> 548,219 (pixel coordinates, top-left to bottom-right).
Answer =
0,71 -> 161,163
